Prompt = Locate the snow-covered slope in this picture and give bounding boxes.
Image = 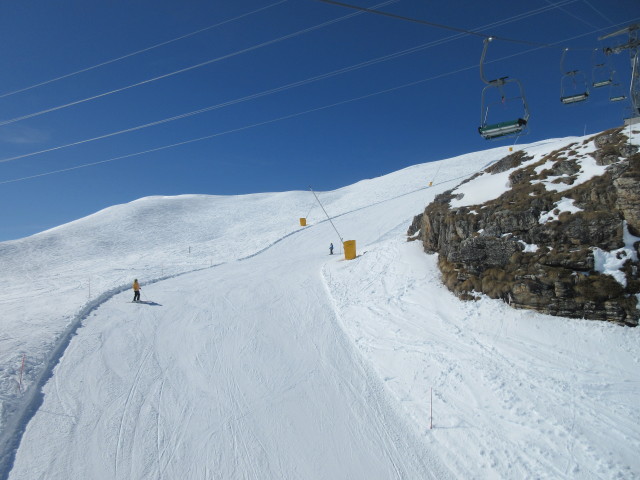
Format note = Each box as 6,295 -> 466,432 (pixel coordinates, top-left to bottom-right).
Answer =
1,134 -> 639,479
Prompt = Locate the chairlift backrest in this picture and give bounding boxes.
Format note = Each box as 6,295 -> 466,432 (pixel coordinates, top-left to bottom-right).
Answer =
479,118 -> 527,140
561,92 -> 589,104
593,79 -> 613,88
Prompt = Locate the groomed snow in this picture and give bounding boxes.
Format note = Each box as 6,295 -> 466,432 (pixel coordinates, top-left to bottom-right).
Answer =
1,132 -> 639,479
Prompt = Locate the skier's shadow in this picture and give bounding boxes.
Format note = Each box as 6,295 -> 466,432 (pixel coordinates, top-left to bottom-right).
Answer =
136,300 -> 162,306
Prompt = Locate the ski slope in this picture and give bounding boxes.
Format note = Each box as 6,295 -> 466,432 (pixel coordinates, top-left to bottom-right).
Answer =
1,134 -> 640,479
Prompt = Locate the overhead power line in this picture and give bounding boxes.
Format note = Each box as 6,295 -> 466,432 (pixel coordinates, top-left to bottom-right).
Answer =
0,0 -> 288,99
543,0 -> 599,30
0,0 -> 584,165
0,74 -> 480,185
0,0 -> 585,129
582,0 -> 615,25
2,17 -> 635,186
0,0 -> 398,128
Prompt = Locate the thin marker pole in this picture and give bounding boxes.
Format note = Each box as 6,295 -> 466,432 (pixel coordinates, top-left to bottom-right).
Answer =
18,354 -> 26,393
430,387 -> 433,429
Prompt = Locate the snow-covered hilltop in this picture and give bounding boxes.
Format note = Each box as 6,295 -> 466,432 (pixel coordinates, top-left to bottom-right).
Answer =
1,131 -> 639,479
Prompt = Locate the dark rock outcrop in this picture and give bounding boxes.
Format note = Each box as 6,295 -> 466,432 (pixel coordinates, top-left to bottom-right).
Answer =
409,127 -> 640,326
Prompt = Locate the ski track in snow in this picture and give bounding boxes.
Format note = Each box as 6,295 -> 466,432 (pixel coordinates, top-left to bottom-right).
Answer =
2,133 -> 640,479
1,150 -> 483,478
322,236 -> 640,479
4,187 -> 458,479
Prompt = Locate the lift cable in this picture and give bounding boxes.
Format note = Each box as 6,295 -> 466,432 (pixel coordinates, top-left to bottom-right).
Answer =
0,0 -> 399,128
581,0 -> 615,26
315,0 -> 599,49
0,0 -> 581,129
2,17 -> 633,185
0,0 -> 288,99
0,49 -> 474,165
0,0 -> 571,115
0,2 -> 591,165
542,0 -> 599,30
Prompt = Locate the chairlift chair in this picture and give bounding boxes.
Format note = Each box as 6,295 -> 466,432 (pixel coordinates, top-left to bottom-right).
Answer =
478,80 -> 529,139
609,83 -> 627,102
592,75 -> 613,88
593,75 -> 613,88
478,38 -> 530,140
591,48 -> 614,88
607,71 -> 627,102
560,49 -> 590,104
593,80 -> 612,88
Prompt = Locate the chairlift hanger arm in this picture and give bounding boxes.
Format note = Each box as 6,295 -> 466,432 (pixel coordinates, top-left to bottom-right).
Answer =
560,48 -> 572,74
480,37 -> 501,85
479,37 -> 527,102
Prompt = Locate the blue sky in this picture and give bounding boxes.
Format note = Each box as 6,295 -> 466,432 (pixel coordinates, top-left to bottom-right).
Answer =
0,0 -> 638,241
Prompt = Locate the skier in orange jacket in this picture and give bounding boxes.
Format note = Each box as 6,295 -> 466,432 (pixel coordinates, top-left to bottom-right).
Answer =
132,279 -> 141,302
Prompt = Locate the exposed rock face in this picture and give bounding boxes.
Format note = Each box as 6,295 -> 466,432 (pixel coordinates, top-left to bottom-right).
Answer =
409,127 -> 640,326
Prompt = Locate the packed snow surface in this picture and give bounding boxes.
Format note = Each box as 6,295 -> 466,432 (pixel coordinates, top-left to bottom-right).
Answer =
1,132 -> 639,479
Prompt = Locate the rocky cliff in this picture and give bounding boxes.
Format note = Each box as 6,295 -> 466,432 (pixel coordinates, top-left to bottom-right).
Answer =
408,127 -> 640,326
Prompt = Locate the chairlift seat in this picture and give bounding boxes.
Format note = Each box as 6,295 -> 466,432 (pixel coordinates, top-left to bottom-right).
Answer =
478,118 -> 527,140
561,92 -> 589,104
593,80 -> 612,88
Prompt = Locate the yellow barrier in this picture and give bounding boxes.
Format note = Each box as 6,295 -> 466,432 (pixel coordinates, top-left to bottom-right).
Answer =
343,240 -> 356,260
299,218 -> 307,226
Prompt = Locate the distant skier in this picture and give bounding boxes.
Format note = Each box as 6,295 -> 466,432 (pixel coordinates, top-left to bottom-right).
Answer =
132,279 -> 141,302
329,243 -> 334,255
